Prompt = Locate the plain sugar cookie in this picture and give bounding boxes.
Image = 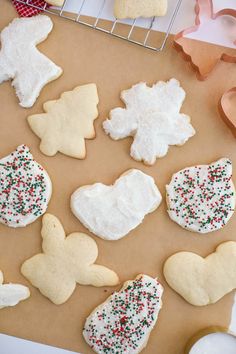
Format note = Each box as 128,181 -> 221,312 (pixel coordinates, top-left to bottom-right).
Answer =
21,214 -> 119,305
83,274 -> 163,354
70,169 -> 162,240
163,241 -> 236,306
28,84 -> 99,159
0,145 -> 52,228
166,158 -> 235,233
0,15 -> 62,108
114,0 -> 168,19
103,79 -> 195,165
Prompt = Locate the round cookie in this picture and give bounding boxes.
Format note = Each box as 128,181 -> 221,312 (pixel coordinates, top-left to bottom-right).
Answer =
166,158 -> 235,233
0,145 -> 52,227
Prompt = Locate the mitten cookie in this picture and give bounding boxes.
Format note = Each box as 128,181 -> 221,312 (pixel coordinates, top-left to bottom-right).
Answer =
21,214 -> 119,305
166,158 -> 235,233
114,0 -> 168,19
0,15 -> 62,107
28,84 -> 99,158
0,145 -> 52,228
0,270 -> 30,309
103,79 -> 195,165
83,274 -> 163,354
71,169 -> 162,240
164,241 -> 236,306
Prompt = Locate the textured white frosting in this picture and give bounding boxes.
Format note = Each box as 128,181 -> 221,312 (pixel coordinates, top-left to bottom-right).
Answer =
0,270 -> 30,309
0,145 -> 52,228
166,158 -> 235,233
83,274 -> 163,354
0,15 -> 62,107
103,78 -> 195,165
71,169 -> 162,240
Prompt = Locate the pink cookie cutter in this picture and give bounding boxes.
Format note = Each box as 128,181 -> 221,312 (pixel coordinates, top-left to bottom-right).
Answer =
174,0 -> 236,80
219,87 -> 236,138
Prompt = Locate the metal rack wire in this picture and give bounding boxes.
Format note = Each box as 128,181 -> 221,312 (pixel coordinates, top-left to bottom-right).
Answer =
14,0 -> 183,51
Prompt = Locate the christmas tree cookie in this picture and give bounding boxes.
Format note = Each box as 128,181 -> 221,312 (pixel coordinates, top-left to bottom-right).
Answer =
28,84 -> 99,159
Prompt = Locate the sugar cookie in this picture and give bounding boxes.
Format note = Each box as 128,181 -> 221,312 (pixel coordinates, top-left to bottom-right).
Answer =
0,15 -> 62,107
166,158 -> 235,233
0,145 -> 52,228
0,270 -> 30,309
103,79 -> 195,165
71,169 -> 162,240
164,241 -> 236,306
28,84 -> 99,158
114,0 -> 168,19
21,214 -> 119,304
83,274 -> 163,354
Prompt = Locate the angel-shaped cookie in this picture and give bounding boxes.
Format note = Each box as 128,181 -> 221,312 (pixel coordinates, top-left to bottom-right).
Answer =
0,270 -> 30,309
174,0 -> 236,80
0,15 -> 62,107
103,78 -> 195,165
28,84 -> 99,159
21,214 -> 119,304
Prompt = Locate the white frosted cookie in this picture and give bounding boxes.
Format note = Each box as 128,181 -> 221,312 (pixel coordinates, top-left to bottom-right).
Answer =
103,79 -> 195,165
166,158 -> 235,233
0,145 -> 52,228
0,270 -> 30,309
163,241 -> 236,306
83,274 -> 163,354
71,169 -> 162,240
28,84 -> 99,159
114,0 -> 168,19
0,15 -> 62,108
21,214 -> 119,305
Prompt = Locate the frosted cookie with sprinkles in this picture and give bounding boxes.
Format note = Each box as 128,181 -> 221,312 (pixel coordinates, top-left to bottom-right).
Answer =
0,145 -> 52,228
83,274 -> 163,354
166,158 -> 235,233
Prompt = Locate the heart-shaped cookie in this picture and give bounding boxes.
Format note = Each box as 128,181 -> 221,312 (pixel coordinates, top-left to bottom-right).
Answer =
163,242 -> 236,306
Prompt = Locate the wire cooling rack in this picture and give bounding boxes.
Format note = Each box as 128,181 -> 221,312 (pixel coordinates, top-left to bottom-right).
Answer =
14,0 -> 183,51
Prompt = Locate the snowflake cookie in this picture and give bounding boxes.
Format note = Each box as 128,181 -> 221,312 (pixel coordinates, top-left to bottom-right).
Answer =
83,274 -> 163,354
166,158 -> 235,233
103,78 -> 195,165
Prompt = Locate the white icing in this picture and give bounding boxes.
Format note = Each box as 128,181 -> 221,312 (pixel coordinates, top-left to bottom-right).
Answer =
0,15 -> 62,108
70,169 -> 162,240
0,145 -> 52,228
83,274 -> 163,354
0,270 -> 30,309
166,158 -> 235,233
103,78 -> 195,165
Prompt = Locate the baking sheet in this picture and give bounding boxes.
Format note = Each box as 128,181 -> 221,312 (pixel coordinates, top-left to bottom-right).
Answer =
0,1 -> 236,353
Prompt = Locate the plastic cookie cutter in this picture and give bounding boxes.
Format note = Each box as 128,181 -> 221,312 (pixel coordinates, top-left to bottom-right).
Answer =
185,327 -> 236,354
219,87 -> 236,138
174,0 -> 236,80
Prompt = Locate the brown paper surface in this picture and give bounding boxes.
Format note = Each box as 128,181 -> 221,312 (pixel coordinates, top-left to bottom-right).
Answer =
0,1 -> 236,353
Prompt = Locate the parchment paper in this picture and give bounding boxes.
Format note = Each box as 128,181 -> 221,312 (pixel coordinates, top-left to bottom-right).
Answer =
0,1 -> 236,353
